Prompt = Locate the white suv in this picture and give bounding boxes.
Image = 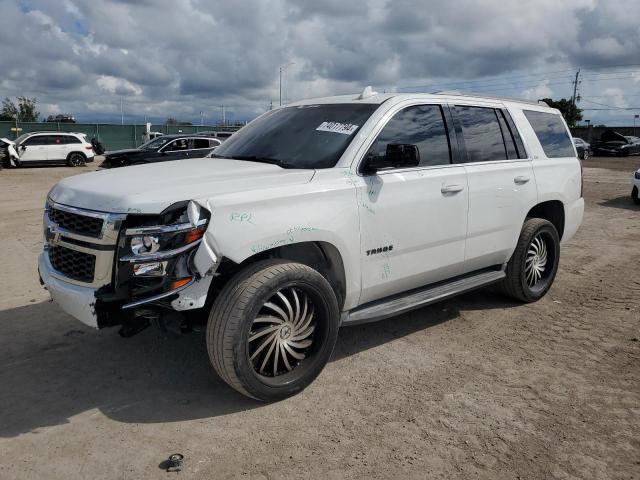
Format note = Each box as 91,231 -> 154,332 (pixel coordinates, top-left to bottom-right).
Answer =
7,131 -> 94,167
39,88 -> 584,401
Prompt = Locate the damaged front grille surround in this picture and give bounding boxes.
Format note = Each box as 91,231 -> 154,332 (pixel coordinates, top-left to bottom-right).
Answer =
44,199 -> 126,288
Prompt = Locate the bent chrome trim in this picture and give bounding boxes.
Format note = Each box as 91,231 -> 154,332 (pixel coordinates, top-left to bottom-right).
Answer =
125,218 -> 207,236
119,239 -> 202,262
121,278 -> 196,309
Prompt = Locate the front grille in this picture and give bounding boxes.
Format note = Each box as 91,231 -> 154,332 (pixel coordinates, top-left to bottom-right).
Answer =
48,245 -> 96,283
49,207 -> 104,238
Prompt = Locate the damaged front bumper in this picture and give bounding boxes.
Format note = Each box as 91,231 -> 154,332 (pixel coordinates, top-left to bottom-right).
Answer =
40,199 -> 220,330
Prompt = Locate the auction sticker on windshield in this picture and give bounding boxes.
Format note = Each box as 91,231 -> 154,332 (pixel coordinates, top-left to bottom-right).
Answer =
316,122 -> 359,135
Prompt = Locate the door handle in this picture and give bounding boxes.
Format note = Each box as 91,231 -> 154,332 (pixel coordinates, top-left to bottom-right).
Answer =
441,184 -> 464,194
514,175 -> 530,184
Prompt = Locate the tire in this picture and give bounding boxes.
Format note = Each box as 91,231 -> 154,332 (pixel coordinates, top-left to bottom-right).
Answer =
67,152 -> 86,167
206,259 -> 340,401
498,218 -> 560,303
582,150 -> 589,160
633,186 -> 640,205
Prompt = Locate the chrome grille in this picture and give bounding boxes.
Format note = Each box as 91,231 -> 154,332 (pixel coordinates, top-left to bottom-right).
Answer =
49,207 -> 104,238
48,245 -> 96,283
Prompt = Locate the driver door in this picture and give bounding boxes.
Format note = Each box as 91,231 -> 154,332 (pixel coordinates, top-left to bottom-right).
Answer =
158,138 -> 189,162
356,104 -> 469,304
19,135 -> 49,162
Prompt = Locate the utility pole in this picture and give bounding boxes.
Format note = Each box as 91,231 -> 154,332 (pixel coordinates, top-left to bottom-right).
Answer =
120,97 -> 124,125
279,62 -> 295,106
219,105 -> 226,125
571,69 -> 581,107
200,111 -> 204,126
634,114 -> 639,136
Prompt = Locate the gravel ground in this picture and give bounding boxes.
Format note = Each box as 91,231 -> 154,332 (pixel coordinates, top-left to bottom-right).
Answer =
0,157 -> 638,480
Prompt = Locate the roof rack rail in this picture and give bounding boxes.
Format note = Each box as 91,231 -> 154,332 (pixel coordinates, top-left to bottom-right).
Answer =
432,90 -> 548,107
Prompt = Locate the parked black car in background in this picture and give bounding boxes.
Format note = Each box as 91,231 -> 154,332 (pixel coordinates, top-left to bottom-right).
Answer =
572,137 -> 591,160
99,134 -> 222,169
590,130 -> 640,157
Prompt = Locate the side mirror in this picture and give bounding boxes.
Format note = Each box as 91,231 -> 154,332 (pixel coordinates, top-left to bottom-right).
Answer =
362,144 -> 420,174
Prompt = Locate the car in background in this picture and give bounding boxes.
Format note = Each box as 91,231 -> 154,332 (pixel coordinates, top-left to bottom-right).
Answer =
632,168 -> 640,205
573,137 -> 590,159
46,114 -> 76,123
591,130 -> 640,156
99,134 -> 222,169
4,132 -> 94,167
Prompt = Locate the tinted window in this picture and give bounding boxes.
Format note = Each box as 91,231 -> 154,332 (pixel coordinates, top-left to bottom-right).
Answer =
455,106 -> 507,162
165,139 -> 188,151
523,110 -> 574,158
64,135 -> 81,144
191,138 -> 211,149
213,104 -> 378,169
23,136 -> 48,146
365,105 -> 451,168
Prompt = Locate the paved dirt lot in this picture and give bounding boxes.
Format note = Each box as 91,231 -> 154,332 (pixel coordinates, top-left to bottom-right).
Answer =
0,158 -> 639,480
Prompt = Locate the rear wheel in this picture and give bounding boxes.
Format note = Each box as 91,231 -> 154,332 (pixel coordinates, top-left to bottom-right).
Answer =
67,152 -> 86,167
206,259 -> 340,401
633,186 -> 640,205
498,218 -> 560,302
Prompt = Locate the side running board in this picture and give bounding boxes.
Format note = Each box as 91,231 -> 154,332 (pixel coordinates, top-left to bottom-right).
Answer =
343,269 -> 505,326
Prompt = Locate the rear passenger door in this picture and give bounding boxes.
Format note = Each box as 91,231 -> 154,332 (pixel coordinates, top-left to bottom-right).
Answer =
357,103 -> 469,304
45,134 -> 69,161
452,104 -> 538,271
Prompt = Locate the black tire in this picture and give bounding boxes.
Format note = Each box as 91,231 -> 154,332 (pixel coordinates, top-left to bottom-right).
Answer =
67,152 -> 86,167
582,150 -> 589,160
498,218 -> 560,303
206,259 -> 340,401
633,186 -> 640,205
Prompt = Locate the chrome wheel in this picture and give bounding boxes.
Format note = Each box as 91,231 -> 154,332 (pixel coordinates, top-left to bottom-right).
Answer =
525,234 -> 548,288
248,286 -> 315,377
68,153 -> 85,167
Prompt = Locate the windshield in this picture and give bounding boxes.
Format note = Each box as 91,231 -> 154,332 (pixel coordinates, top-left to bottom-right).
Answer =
139,136 -> 172,151
14,133 -> 32,145
213,103 -> 378,169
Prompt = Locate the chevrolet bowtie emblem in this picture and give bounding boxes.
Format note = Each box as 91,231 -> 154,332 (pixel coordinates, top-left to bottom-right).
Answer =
48,227 -> 61,245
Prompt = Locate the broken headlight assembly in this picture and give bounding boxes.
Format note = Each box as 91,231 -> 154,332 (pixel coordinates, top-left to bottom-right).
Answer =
117,200 -> 211,308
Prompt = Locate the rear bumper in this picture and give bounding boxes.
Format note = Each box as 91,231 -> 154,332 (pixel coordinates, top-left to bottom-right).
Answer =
39,252 -> 99,328
562,197 -> 584,244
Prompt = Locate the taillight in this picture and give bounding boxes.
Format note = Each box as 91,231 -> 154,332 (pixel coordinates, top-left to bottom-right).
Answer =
85,145 -> 93,150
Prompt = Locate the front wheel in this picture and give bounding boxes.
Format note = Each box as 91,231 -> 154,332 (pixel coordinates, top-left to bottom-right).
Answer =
206,259 -> 340,401
633,186 -> 640,205
498,218 -> 560,302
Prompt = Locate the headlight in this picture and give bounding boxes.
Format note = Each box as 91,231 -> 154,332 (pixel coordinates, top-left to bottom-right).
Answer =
120,201 -> 210,281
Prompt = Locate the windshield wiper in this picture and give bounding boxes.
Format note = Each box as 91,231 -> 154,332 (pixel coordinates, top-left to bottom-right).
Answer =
212,154 -> 295,168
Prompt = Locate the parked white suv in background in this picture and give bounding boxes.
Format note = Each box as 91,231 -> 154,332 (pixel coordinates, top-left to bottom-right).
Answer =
6,131 -> 94,167
39,88 -> 584,401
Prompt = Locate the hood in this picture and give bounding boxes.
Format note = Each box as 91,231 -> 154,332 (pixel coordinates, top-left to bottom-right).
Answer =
600,130 -> 628,144
48,157 -> 315,213
0,137 -> 14,146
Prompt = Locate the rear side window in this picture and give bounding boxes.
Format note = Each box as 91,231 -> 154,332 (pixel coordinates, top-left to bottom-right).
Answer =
523,110 -> 574,158
191,138 -> 211,149
365,104 -> 451,167
454,106 -> 507,162
64,136 -> 81,144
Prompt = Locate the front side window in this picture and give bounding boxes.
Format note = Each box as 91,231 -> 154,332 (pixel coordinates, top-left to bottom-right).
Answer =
523,110 -> 574,158
23,135 -> 49,146
213,104 -> 378,169
364,105 -> 451,168
139,136 -> 172,151
455,106 -> 508,162
164,139 -> 189,151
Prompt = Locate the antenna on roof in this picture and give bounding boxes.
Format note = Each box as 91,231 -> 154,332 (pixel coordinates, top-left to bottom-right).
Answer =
358,86 -> 378,100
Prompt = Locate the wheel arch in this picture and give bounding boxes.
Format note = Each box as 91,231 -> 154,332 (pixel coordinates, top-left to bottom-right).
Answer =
211,241 -> 347,310
67,150 -> 87,160
526,200 -> 565,239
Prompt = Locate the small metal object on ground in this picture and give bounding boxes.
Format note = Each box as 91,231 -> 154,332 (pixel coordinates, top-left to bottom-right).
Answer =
159,453 -> 184,472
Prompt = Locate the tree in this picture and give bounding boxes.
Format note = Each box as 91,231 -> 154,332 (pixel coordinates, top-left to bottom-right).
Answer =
540,98 -> 583,127
0,96 -> 40,122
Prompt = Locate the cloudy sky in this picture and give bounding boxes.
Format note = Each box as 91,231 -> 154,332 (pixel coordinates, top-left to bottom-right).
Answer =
1,0 -> 639,126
